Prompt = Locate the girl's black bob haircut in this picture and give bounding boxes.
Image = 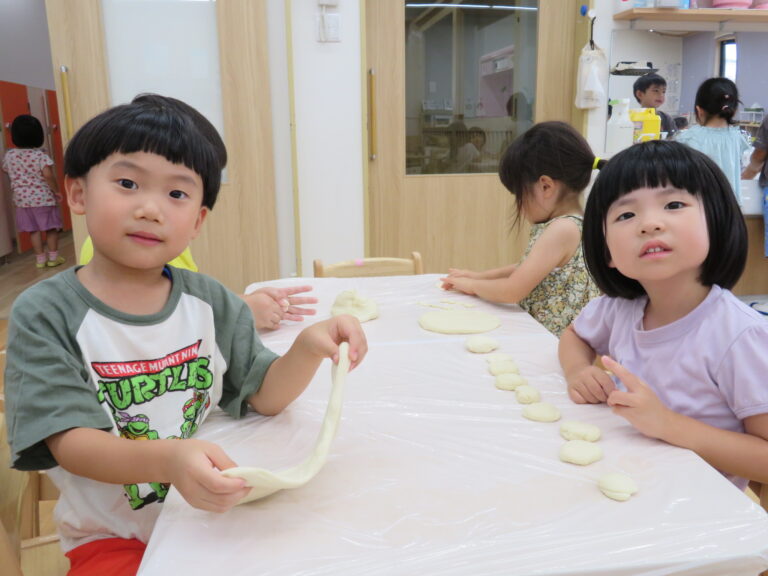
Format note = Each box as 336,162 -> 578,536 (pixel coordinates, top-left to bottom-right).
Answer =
64,94 -> 227,210
11,115 -> 45,148
583,140 -> 746,299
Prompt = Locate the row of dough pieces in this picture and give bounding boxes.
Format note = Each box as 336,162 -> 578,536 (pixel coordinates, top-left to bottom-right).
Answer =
466,335 -> 639,503
330,291 -> 638,501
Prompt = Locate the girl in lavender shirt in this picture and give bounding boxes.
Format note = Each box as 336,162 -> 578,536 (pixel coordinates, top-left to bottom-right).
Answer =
559,140 -> 768,490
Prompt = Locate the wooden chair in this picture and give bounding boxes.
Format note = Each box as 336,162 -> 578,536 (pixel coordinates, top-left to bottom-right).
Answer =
749,480 -> 768,513
0,413 -> 68,576
313,252 -> 424,278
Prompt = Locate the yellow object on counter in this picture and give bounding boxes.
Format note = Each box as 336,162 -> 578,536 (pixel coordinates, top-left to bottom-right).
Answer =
630,108 -> 661,143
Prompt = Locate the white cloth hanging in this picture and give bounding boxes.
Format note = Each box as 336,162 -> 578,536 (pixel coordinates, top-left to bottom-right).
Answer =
575,42 -> 608,110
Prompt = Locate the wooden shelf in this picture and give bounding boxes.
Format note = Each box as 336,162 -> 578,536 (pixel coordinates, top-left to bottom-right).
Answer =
614,8 -> 768,24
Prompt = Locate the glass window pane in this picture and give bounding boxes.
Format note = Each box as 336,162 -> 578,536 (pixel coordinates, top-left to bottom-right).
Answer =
405,1 -> 538,175
721,41 -> 737,83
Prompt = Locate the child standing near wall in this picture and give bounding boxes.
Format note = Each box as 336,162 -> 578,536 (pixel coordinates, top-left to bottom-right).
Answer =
441,121 -> 601,336
559,140 -> 768,490
4,94 -> 367,575
1,114 -> 65,268
633,73 -> 677,139
675,77 -> 750,200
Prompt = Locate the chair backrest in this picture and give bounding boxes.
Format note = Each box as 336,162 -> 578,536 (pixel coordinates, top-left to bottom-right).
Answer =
0,412 -> 28,560
314,252 -> 423,278
0,413 -> 67,575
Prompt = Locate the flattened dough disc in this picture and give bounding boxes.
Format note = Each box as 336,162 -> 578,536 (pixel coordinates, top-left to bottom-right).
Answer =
418,310 -> 501,334
222,342 -> 351,504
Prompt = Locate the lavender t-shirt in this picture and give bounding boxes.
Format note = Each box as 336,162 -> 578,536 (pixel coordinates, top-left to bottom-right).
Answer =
574,285 -> 768,488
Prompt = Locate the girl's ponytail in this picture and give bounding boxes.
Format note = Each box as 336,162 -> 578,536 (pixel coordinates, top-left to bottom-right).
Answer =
694,77 -> 741,125
592,156 -> 607,171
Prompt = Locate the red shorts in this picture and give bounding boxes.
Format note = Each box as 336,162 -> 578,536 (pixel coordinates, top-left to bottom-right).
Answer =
65,538 -> 146,576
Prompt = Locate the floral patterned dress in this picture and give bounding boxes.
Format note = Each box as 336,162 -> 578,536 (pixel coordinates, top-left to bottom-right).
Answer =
2,148 -> 56,207
518,215 -> 599,336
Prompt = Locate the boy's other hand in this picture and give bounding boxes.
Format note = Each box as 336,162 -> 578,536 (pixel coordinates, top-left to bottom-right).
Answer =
167,439 -> 250,513
296,315 -> 368,370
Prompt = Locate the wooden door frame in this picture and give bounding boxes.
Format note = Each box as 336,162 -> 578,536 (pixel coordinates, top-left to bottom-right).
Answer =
44,0 -> 279,292
364,0 -> 584,274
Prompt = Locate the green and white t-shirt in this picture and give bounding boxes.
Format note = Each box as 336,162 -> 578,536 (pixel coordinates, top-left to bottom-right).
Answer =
5,266 -> 279,552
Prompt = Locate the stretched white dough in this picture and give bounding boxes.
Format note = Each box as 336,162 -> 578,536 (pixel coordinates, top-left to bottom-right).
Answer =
222,342 -> 351,504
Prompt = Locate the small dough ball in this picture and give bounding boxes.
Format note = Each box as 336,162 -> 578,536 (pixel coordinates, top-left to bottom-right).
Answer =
331,289 -> 379,323
598,473 -> 638,502
485,352 -> 515,364
465,335 -> 499,354
559,440 -> 603,466
495,373 -> 526,391
560,420 -> 602,442
488,359 -> 519,376
514,384 -> 540,404
522,402 -> 561,423
419,310 -> 501,334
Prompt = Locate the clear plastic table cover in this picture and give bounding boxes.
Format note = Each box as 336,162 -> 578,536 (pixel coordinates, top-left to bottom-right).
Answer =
138,275 -> 768,575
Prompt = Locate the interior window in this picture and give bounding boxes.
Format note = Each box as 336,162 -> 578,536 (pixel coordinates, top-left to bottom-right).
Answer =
404,1 -> 539,175
719,38 -> 737,82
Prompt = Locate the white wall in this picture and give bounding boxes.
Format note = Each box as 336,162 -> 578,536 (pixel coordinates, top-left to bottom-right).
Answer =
266,0 -> 297,279
290,0 -> 364,277
0,0 -> 54,90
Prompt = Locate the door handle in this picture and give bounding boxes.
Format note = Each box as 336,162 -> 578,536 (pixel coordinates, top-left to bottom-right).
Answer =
60,65 -> 74,141
368,68 -> 377,160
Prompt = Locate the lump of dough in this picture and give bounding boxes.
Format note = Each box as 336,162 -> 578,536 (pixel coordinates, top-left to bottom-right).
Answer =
495,373 -> 526,391
522,402 -> 561,423
488,359 -> 519,376
418,310 -> 501,334
559,440 -> 603,466
465,335 -> 499,354
331,290 -> 379,323
514,384 -> 540,404
485,352 -> 515,364
598,473 -> 638,502
560,420 -> 602,442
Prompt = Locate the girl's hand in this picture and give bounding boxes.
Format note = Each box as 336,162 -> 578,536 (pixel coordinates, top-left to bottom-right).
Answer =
603,356 -> 674,440
565,365 -> 616,404
254,286 -> 318,323
296,315 -> 368,370
245,286 -> 318,330
440,276 -> 476,295
243,291 -> 285,331
446,268 -> 478,279
165,439 -> 250,513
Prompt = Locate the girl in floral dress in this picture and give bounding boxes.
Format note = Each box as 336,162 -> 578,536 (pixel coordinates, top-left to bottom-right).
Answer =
441,121 -> 601,335
2,114 -> 64,268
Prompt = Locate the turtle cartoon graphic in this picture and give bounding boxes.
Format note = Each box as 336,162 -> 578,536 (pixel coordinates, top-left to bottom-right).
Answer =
179,390 -> 211,439
114,411 -> 170,510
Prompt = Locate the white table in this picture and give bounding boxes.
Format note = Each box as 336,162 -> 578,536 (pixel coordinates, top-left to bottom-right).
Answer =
139,275 -> 768,575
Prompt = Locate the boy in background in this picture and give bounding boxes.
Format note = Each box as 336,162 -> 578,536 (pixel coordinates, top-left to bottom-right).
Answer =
4,94 -> 367,575
633,72 -> 677,139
